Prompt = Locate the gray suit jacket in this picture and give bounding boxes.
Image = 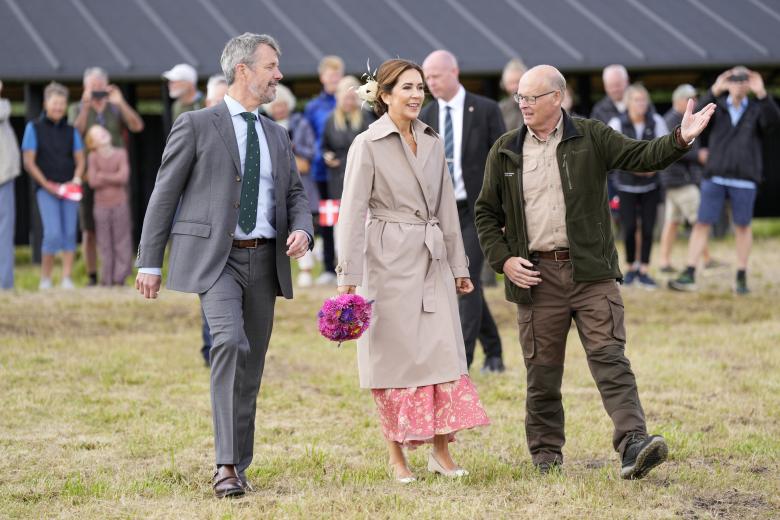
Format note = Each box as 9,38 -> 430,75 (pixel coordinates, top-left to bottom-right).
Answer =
136,101 -> 314,297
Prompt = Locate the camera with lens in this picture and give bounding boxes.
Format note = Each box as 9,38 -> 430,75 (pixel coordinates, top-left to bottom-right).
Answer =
728,73 -> 748,83
91,90 -> 109,100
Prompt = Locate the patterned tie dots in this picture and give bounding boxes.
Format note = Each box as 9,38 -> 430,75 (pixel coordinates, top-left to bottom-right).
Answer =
238,112 -> 261,234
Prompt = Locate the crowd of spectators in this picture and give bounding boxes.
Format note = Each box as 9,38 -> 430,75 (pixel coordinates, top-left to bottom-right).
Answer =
1,57 -> 777,300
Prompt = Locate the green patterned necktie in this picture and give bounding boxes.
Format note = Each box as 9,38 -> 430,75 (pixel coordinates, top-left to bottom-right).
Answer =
238,111 -> 260,234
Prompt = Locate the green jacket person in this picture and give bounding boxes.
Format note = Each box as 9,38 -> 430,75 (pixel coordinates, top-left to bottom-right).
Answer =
475,64 -> 715,479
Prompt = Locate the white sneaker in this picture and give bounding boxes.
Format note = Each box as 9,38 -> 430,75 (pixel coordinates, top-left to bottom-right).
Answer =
61,277 -> 75,290
298,250 -> 315,270
313,237 -> 324,262
297,271 -> 313,288
39,278 -> 53,290
315,271 -> 337,285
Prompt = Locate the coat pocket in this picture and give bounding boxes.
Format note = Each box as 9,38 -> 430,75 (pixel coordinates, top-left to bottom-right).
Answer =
171,221 -> 211,238
517,305 -> 535,359
606,293 -> 626,342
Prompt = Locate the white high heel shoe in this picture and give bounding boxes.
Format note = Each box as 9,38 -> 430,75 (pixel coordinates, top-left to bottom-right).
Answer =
428,453 -> 469,478
388,460 -> 416,484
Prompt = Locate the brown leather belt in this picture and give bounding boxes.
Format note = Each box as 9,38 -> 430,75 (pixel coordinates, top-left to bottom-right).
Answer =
531,249 -> 570,261
232,238 -> 271,249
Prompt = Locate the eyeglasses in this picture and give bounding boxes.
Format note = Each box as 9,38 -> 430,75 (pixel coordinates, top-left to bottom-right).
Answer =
513,90 -> 557,105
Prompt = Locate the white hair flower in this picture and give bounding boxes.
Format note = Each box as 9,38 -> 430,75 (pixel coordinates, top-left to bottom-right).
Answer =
354,59 -> 379,108
356,79 -> 378,105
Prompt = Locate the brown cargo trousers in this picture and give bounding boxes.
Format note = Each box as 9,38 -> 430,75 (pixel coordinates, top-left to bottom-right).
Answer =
517,256 -> 647,465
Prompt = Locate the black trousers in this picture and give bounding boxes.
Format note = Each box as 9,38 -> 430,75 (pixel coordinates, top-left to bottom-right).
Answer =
457,201 -> 503,367
618,188 -> 661,265
316,180 -> 336,273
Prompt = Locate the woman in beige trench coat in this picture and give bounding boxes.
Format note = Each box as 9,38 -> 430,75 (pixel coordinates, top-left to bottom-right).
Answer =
336,59 -> 490,483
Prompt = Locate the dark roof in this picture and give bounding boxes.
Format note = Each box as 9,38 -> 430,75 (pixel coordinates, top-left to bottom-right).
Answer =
2,0 -> 780,82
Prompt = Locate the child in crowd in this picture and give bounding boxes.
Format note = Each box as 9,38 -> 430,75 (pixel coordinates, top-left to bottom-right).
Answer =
85,125 -> 132,286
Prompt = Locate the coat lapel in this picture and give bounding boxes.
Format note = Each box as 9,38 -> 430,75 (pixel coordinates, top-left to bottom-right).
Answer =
366,115 -> 436,213
408,119 -> 437,212
212,102 -> 242,176
416,119 -> 438,181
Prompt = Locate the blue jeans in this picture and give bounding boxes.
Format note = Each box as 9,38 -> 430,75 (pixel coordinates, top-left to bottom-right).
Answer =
36,189 -> 79,254
0,180 -> 15,289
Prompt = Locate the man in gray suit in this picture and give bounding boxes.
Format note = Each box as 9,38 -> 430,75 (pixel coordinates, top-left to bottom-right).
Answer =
135,33 -> 313,498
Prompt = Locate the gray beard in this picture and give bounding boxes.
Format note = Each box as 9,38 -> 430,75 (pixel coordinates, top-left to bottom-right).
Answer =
250,83 -> 276,105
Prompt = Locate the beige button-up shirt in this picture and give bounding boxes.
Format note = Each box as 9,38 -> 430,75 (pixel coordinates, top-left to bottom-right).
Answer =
522,115 -> 569,252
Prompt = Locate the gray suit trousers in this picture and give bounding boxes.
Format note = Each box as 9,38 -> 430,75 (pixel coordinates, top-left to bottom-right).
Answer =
200,242 -> 277,477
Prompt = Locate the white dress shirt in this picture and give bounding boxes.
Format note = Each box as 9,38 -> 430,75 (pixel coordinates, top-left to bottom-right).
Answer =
223,94 -> 276,240
437,85 -> 468,201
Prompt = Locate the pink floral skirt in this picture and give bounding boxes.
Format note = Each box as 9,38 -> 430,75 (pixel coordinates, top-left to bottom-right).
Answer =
371,374 -> 490,448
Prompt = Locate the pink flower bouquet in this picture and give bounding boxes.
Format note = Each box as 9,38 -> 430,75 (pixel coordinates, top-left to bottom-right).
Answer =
317,294 -> 374,347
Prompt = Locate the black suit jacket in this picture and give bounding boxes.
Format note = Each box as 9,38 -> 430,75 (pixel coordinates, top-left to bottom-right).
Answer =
419,91 -> 506,213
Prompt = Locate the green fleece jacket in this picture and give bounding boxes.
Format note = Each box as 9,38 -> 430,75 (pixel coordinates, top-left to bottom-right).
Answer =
475,110 -> 690,305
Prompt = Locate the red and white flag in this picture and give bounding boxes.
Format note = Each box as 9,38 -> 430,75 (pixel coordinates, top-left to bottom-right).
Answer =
319,199 -> 340,227
49,181 -> 83,202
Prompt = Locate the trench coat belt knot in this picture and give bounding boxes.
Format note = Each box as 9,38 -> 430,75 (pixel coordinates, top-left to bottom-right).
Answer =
370,208 -> 444,313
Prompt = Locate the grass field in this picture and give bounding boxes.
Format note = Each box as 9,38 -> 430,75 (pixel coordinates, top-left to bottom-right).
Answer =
1,233 -> 779,519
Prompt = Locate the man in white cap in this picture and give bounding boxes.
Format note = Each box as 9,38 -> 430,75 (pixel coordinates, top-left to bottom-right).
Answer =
163,63 -> 202,121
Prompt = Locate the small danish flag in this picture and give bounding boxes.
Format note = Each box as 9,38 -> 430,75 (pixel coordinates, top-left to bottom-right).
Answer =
319,199 -> 340,227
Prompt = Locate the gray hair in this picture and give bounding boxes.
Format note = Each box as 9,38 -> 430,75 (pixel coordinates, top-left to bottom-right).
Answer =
501,58 -> 527,82
672,83 -> 697,102
623,82 -> 649,106
603,64 -> 628,82
526,65 -> 567,93
44,81 -> 69,101
83,66 -> 108,83
549,68 -> 566,92
220,33 -> 281,85
206,73 -> 228,100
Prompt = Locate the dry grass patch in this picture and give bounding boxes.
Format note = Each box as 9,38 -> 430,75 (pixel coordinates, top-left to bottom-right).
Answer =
1,237 -> 779,519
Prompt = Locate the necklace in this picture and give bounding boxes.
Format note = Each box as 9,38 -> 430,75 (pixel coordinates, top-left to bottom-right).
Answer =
402,125 -> 417,147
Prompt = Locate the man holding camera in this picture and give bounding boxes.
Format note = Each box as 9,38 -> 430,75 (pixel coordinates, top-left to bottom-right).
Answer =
669,67 -> 780,294
69,67 -> 144,286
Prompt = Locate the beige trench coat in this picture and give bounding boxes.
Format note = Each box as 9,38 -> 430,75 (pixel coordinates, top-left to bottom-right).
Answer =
336,114 -> 470,389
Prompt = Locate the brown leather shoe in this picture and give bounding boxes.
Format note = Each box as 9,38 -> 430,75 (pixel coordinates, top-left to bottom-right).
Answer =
212,465 -> 245,499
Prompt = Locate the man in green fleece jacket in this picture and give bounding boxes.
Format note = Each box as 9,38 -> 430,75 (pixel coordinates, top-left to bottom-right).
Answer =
475,65 -> 715,479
